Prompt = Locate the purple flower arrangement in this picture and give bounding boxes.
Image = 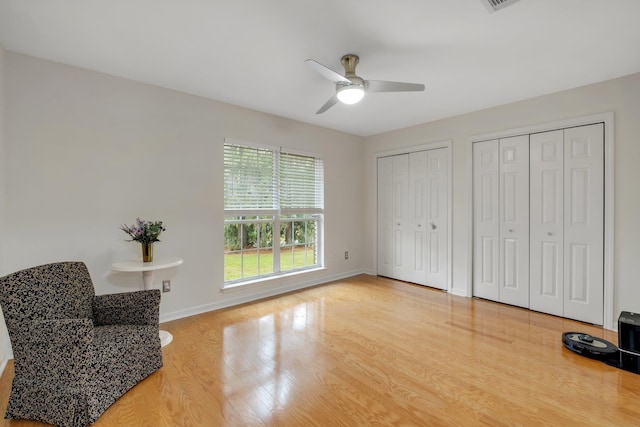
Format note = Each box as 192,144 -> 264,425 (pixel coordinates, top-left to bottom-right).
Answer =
120,218 -> 166,244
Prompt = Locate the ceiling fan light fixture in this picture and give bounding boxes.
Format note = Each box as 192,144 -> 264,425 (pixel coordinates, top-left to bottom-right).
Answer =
306,54 -> 424,114
336,85 -> 365,104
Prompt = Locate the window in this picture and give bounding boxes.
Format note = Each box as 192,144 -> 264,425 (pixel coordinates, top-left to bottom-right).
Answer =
223,140 -> 324,285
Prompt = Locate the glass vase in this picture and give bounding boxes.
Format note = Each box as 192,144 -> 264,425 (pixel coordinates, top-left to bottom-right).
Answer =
142,243 -> 154,262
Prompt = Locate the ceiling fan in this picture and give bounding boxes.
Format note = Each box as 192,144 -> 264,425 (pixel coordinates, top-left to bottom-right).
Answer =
305,54 -> 425,114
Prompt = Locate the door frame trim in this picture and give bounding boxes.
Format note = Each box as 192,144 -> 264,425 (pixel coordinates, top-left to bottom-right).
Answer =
375,140 -> 453,293
466,112 -> 615,329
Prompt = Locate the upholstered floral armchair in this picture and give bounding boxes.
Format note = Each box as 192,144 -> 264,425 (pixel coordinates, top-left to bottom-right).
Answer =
0,261 -> 163,427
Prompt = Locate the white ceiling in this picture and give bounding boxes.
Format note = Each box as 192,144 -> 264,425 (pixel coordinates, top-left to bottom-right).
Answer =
1,0 -> 640,137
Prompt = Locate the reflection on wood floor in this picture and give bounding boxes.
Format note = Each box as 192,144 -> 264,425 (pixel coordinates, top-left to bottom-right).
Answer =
1,274 -> 638,426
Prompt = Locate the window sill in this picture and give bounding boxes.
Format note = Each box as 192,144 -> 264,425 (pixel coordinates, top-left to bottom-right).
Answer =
221,266 -> 327,293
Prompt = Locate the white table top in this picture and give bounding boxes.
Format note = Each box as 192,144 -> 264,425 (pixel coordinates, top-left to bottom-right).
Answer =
110,256 -> 184,272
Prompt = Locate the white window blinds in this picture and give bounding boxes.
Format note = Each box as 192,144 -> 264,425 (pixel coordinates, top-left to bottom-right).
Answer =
224,142 -> 324,213
224,144 -> 276,210
279,151 -> 324,212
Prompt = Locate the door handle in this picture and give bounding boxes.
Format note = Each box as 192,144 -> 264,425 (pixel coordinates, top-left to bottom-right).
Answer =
547,232 -> 554,236
431,222 -> 437,230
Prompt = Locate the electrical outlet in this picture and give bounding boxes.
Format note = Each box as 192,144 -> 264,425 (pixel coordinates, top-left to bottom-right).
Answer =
162,280 -> 171,293
345,251 -> 349,260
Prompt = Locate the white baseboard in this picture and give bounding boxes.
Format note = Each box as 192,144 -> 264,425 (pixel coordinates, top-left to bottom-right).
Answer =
449,288 -> 469,297
0,354 -> 8,377
159,269 -> 369,324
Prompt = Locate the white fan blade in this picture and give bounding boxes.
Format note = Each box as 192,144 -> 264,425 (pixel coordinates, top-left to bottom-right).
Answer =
305,59 -> 350,83
366,80 -> 425,93
316,94 -> 339,114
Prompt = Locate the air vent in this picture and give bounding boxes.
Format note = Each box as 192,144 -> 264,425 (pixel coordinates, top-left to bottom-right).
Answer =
481,0 -> 522,13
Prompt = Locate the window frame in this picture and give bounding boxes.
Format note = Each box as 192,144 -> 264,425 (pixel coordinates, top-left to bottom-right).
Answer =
223,139 -> 324,287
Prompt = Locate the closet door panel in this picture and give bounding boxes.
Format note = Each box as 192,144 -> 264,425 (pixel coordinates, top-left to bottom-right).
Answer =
498,135 -> 530,308
406,151 -> 428,285
530,130 -> 564,317
377,157 -> 393,277
392,154 -> 411,282
425,148 -> 448,290
563,124 -> 604,325
473,140 -> 500,301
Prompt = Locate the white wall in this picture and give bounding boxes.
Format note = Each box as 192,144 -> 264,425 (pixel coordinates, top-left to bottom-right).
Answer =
0,43 -> 5,274
0,42 -> 8,368
3,52 -> 366,324
363,72 -> 640,326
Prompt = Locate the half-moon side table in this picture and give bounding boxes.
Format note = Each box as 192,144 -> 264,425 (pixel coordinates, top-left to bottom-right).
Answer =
110,256 -> 183,347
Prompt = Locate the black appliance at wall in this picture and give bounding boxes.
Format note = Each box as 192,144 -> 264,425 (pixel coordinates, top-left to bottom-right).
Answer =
618,311 -> 640,374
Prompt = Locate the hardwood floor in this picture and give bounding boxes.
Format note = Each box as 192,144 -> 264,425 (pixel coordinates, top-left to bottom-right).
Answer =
1,274 -> 638,426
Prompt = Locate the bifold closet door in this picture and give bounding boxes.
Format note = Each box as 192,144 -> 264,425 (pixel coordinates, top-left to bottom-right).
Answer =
530,124 -> 604,324
425,149 -> 448,290
563,125 -> 604,324
387,154 -> 412,283
377,153 -> 418,284
377,154 -> 416,283
407,149 -> 449,288
393,154 -> 414,283
473,136 -> 529,307
498,135 -> 529,308
377,156 -> 394,278
530,129 -> 564,317
377,149 -> 448,288
473,140 -> 500,301
406,151 -> 428,285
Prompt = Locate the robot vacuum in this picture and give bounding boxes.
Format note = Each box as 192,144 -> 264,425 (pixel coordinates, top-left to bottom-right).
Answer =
562,332 -> 620,366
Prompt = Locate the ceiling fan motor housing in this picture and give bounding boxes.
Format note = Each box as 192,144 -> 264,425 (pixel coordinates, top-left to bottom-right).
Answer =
339,54 -> 365,88
341,54 -> 360,78
335,54 -> 365,104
